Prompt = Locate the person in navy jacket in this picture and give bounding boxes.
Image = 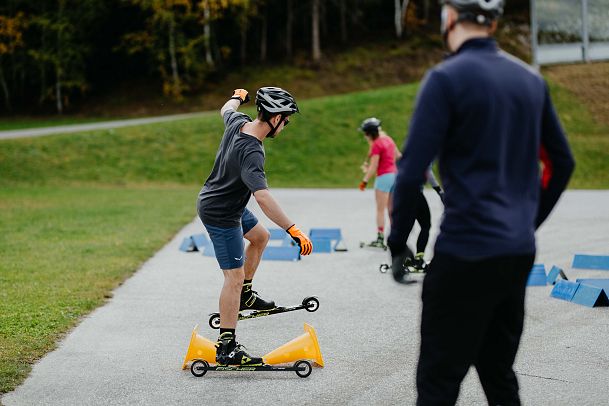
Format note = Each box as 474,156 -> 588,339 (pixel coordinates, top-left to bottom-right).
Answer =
387,0 -> 575,404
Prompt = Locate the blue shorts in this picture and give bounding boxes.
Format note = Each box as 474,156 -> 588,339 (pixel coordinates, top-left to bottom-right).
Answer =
203,208 -> 259,270
374,173 -> 396,193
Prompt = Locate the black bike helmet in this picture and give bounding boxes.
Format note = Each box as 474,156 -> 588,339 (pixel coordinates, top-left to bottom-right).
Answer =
359,117 -> 381,136
256,87 -> 299,115
255,87 -> 299,138
441,0 -> 504,27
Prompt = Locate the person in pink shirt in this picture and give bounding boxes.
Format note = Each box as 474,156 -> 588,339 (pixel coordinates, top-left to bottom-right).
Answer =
358,117 -> 402,248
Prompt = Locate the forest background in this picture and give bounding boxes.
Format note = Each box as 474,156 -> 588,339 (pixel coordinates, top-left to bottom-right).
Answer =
0,0 -> 530,117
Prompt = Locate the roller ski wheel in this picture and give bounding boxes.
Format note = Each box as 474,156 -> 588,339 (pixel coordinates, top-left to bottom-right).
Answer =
208,296 -> 320,329
191,360 -> 209,377
294,360 -> 312,378
190,359 -> 313,378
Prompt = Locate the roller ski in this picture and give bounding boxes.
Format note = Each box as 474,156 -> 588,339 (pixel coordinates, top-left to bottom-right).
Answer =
359,232 -> 388,251
379,252 -> 428,274
190,331 -> 312,378
190,359 -> 312,378
208,295 -> 320,329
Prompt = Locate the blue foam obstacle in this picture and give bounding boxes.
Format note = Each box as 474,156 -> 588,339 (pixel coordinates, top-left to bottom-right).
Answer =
575,278 -> 609,293
309,228 -> 345,252
180,234 -> 210,252
311,238 -> 333,253
550,280 -> 609,308
192,234 -> 211,251
546,266 -> 568,285
550,280 -> 579,302
179,236 -> 196,252
572,284 -> 609,307
527,264 -> 547,286
268,228 -> 287,240
262,246 -> 301,261
572,254 -> 609,270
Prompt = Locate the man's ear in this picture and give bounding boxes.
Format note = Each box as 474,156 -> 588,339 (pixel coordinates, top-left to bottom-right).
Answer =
271,114 -> 281,126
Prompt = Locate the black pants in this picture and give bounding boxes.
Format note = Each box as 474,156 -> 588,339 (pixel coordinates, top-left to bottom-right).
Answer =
416,253 -> 535,406
415,192 -> 431,254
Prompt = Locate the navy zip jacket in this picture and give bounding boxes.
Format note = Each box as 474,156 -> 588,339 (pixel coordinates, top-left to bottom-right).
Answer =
388,38 -> 575,259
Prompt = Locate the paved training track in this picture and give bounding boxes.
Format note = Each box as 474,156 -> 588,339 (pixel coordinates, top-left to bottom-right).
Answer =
3,190 -> 609,405
0,112 -> 209,140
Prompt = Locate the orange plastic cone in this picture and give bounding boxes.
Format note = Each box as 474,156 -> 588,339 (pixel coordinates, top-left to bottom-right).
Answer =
181,325 -> 217,369
263,323 -> 324,367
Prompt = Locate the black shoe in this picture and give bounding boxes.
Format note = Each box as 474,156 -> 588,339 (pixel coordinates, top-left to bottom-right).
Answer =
216,335 -> 263,366
240,283 -> 276,311
411,253 -> 427,273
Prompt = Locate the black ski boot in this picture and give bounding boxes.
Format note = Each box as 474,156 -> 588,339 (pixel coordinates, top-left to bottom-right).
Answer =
240,283 -> 276,311
216,333 -> 263,366
411,252 -> 428,273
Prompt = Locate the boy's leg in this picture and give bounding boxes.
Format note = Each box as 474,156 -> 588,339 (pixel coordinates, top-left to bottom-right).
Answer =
203,223 -> 246,328
243,223 -> 270,280
203,221 -> 263,365
219,267 -> 245,329
240,208 -> 274,310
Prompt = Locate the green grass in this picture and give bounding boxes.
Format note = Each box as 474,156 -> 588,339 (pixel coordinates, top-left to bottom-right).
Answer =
547,81 -> 609,188
0,84 -> 418,188
0,80 -> 608,396
1,81 -> 608,188
0,184 -> 196,394
0,117 -> 113,132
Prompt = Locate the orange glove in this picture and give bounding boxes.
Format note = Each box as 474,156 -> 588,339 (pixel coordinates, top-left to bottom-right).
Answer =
231,88 -> 250,104
286,224 -> 313,256
359,180 -> 368,191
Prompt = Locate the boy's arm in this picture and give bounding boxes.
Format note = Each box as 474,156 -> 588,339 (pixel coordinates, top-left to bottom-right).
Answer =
253,189 -> 292,230
220,88 -> 250,117
253,189 -> 313,255
220,99 -> 241,117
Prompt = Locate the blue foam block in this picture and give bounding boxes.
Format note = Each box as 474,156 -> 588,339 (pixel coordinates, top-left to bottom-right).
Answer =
268,228 -> 286,240
572,254 -> 609,270
310,228 -> 342,240
527,264 -> 547,286
192,234 -> 210,251
550,280 -> 580,302
262,246 -> 300,261
309,228 -> 343,251
575,279 -> 609,293
546,266 -> 568,285
571,284 -> 609,307
311,238 -> 332,253
202,243 -> 215,257
179,236 -> 195,252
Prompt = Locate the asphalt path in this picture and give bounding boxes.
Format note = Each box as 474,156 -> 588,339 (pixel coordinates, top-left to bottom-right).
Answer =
3,190 -> 609,405
0,112 -> 210,140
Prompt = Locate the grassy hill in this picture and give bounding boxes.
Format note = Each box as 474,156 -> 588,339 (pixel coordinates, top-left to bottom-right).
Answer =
1,78 -> 609,396
2,79 -> 608,189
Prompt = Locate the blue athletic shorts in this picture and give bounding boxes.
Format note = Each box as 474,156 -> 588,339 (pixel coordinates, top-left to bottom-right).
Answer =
203,208 -> 259,270
374,173 -> 396,193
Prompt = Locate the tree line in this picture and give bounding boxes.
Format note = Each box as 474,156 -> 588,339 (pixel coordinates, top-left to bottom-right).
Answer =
0,0 -> 527,115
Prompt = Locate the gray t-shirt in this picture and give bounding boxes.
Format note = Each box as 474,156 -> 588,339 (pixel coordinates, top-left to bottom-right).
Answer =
197,110 -> 268,227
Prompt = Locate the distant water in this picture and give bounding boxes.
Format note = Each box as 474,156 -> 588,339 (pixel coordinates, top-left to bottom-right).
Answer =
536,0 -> 609,43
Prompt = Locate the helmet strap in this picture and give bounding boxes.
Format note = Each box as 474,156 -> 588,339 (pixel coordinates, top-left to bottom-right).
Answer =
264,114 -> 285,139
